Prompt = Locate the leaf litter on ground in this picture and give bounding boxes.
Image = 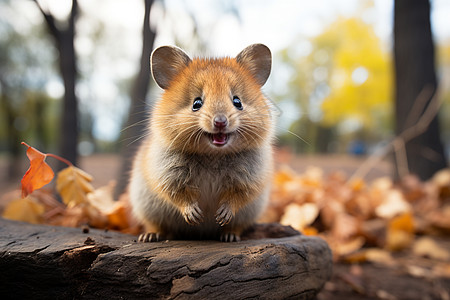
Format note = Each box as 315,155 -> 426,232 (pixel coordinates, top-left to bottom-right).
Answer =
1,144 -> 450,284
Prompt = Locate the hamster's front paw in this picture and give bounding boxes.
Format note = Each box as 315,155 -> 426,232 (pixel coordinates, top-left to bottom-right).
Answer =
138,232 -> 163,242
182,202 -> 204,225
215,203 -> 234,226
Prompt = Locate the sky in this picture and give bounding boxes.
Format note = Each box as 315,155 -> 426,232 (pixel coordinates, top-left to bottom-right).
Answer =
7,0 -> 450,145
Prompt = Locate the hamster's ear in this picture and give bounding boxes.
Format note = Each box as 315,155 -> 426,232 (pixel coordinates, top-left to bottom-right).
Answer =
236,44 -> 271,86
151,46 -> 191,89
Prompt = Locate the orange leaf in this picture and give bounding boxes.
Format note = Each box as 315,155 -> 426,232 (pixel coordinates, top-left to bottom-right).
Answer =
385,212 -> 415,251
21,142 -> 55,198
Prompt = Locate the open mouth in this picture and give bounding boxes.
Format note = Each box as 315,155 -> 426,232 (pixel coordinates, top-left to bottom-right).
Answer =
209,132 -> 229,147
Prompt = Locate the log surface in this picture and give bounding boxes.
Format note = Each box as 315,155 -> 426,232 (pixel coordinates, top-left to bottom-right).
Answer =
0,218 -> 332,299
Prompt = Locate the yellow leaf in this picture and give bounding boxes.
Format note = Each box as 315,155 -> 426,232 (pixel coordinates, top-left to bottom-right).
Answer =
56,166 -> 94,207
2,196 -> 45,224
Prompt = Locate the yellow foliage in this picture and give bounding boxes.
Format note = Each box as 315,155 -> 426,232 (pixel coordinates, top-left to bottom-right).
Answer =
282,17 -> 392,131
319,18 -> 392,128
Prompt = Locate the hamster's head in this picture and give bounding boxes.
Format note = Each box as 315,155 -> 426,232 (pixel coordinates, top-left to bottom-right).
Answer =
151,44 -> 274,155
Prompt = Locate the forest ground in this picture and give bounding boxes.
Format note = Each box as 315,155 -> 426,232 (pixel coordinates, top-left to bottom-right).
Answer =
1,152 -> 449,299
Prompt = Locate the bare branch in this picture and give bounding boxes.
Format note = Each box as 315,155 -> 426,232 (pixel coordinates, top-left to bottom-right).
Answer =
349,85 -> 441,182
33,0 -> 59,39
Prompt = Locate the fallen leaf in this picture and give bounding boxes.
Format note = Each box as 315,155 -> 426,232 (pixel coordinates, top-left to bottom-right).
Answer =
413,237 -> 450,261
56,166 -> 94,207
302,226 -> 318,236
21,143 -> 55,197
87,181 -> 116,214
2,196 -> 45,224
385,212 -> 415,251
280,203 -> 319,231
331,212 -> 360,241
375,190 -> 411,219
405,265 -> 431,278
331,236 -> 366,258
343,248 -> 395,266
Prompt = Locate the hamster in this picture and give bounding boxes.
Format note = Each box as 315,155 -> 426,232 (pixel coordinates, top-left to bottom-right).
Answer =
129,43 -> 274,242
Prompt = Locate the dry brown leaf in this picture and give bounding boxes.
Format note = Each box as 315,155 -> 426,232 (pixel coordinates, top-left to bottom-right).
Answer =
56,166 -> 94,207
413,237 -> 450,261
280,203 -> 319,231
431,168 -> 450,189
331,212 -> 360,241
375,190 -> 411,219
331,236 -> 366,258
405,265 -> 432,279
301,166 -> 323,188
426,205 -> 450,233
343,248 -> 395,266
87,181 -> 116,214
320,201 -> 345,229
2,195 -> 45,224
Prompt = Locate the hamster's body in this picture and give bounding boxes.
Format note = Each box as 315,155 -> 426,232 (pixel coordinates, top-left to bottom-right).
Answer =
129,44 -> 274,242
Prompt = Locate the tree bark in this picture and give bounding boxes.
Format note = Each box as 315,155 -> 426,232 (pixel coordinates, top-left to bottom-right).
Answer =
394,0 -> 447,180
34,0 -> 79,169
115,0 -> 156,197
0,219 -> 332,299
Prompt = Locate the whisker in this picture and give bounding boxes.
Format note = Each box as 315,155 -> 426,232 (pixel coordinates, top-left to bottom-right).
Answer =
181,127 -> 202,153
164,123 -> 199,154
125,131 -> 151,147
120,119 -> 150,133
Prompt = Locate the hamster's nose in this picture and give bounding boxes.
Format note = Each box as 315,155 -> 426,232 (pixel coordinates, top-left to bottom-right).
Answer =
213,114 -> 228,130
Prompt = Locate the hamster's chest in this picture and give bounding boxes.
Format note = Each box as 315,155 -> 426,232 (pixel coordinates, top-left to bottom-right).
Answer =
189,158 -> 229,214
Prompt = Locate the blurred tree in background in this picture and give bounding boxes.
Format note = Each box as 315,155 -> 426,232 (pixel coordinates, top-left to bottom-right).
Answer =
115,0 -> 156,197
394,0 -> 447,180
34,0 -> 79,170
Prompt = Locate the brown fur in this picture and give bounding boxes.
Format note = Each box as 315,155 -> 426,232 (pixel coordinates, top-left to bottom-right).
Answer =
129,44 -> 274,242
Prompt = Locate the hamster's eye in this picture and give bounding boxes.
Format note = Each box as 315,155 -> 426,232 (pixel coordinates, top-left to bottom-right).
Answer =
233,96 -> 243,110
192,97 -> 203,111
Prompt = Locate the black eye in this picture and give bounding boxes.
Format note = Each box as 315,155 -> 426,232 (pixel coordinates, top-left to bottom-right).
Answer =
192,97 -> 203,111
233,96 -> 243,110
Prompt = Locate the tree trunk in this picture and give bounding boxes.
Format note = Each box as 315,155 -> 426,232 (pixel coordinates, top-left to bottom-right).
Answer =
115,0 -> 156,197
58,22 -> 78,169
393,0 -> 447,180
34,0 -> 79,169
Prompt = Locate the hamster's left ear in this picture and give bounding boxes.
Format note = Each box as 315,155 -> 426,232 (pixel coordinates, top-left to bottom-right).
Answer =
236,44 -> 271,86
151,45 -> 192,90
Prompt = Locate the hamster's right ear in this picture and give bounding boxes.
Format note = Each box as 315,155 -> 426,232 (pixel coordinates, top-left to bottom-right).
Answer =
151,46 -> 192,89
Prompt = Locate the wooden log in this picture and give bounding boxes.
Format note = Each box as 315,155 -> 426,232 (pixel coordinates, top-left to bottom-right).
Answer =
0,218 -> 332,299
